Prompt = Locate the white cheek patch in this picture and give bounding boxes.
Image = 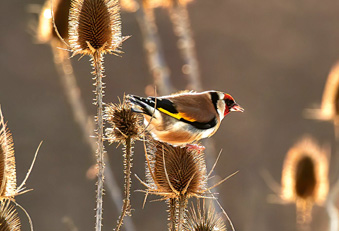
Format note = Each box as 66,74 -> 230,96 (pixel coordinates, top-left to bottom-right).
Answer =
217,100 -> 226,120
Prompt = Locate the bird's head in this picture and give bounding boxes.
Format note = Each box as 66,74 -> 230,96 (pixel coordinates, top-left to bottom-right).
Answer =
215,92 -> 244,119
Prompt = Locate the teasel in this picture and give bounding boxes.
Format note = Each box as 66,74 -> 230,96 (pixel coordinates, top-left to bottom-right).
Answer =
37,0 -> 71,45
0,108 -> 41,231
105,97 -> 142,231
184,200 -> 226,231
0,199 -> 21,231
281,137 -> 329,226
137,139 -> 233,230
68,0 -> 128,230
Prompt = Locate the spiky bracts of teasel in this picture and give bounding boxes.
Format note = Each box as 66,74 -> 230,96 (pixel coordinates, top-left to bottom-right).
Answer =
69,0 -> 127,56
105,99 -> 142,231
184,200 -> 226,231
0,112 -> 17,199
144,140 -> 207,199
138,140 -> 207,230
105,99 -> 143,144
281,137 -> 329,224
37,0 -> 71,44
0,200 -> 21,231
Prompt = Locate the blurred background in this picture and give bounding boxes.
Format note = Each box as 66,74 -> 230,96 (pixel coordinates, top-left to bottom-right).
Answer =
1,0 -> 339,230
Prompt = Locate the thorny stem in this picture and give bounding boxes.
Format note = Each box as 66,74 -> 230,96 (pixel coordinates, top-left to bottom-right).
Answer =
168,198 -> 176,231
327,179 -> 339,231
116,136 -> 133,231
136,3 -> 174,95
93,51 -> 106,231
177,195 -> 187,231
169,4 -> 202,91
50,44 -> 136,231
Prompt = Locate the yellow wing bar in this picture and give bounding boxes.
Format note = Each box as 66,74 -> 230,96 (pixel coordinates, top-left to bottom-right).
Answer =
158,108 -> 196,122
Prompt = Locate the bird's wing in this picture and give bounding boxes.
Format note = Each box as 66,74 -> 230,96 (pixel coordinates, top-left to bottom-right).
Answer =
167,93 -> 217,123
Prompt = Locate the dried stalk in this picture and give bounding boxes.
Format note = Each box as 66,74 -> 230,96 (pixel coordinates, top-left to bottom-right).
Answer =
177,195 -> 187,231
92,51 -> 106,231
136,3 -> 174,95
168,198 -> 176,231
168,4 -> 201,91
115,136 -> 133,231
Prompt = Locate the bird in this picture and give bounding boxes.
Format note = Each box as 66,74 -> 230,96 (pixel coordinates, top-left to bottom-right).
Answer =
127,90 -> 243,147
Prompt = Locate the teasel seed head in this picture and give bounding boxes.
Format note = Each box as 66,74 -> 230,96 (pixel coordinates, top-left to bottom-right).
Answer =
69,0 -> 128,56
143,140 -> 207,199
184,200 -> 226,231
0,200 -> 21,231
37,0 -> 71,44
281,136 -> 329,223
105,98 -> 143,143
0,111 -> 17,199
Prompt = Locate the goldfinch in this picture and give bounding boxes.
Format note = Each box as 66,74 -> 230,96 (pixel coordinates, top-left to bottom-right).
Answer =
127,91 -> 243,146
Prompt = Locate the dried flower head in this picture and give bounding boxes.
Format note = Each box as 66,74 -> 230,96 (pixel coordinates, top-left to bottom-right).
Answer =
184,201 -> 226,231
281,137 -> 329,224
37,0 -> 71,44
142,140 -> 207,199
0,200 -> 21,231
0,111 -> 17,199
105,98 -> 142,143
69,0 -> 127,56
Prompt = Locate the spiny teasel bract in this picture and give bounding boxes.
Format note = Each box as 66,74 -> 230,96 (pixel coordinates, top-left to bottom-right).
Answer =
281,136 -> 329,224
0,199 -> 21,231
37,0 -> 71,44
68,0 -> 127,56
184,200 -> 226,231
105,98 -> 143,144
143,140 -> 207,199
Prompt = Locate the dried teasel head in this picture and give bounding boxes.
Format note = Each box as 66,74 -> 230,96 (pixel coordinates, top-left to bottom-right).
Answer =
142,140 -> 207,199
184,200 -> 226,231
0,110 -> 17,199
37,0 -> 71,45
68,0 -> 128,56
281,137 -> 329,223
0,200 -> 21,231
105,98 -> 143,143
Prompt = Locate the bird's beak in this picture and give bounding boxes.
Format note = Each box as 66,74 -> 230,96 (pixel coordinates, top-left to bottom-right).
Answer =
230,104 -> 244,112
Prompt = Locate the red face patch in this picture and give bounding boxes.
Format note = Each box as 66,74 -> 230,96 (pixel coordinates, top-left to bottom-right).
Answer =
223,93 -> 234,101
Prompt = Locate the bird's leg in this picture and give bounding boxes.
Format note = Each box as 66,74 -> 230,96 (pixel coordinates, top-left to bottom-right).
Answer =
186,143 -> 205,152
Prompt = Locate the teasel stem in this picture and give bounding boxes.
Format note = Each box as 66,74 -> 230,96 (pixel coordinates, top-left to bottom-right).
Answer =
168,4 -> 202,91
327,178 -> 339,231
136,3 -> 174,95
115,136 -> 133,231
92,50 -> 106,231
168,198 -> 176,231
177,195 -> 187,231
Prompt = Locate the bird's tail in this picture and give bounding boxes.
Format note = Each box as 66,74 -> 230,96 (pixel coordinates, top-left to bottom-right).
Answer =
126,94 -> 155,117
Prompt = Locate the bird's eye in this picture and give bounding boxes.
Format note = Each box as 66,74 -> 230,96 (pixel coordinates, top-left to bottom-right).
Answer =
225,99 -> 234,107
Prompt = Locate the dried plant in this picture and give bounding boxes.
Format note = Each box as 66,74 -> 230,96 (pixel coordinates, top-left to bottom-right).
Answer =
281,137 -> 329,225
0,108 -> 41,231
68,0 -> 127,230
105,98 -> 142,231
138,139 -> 207,230
0,199 -> 21,231
37,0 -> 71,45
184,200 -> 226,231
